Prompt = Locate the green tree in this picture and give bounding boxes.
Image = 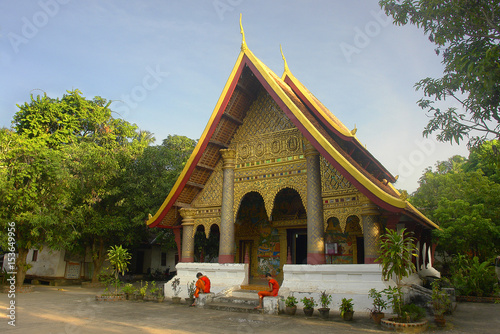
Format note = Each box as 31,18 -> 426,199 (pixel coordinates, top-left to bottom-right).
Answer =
0,129 -> 74,287
121,135 -> 196,226
7,89 -> 150,284
463,139 -> 500,183
379,0 -> 500,147
65,141 -> 148,283
433,199 -> 499,261
411,157 -> 500,222
13,89 -> 138,149
410,143 -> 500,261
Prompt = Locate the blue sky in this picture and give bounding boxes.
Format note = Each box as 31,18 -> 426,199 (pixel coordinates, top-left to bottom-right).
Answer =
0,0 -> 469,192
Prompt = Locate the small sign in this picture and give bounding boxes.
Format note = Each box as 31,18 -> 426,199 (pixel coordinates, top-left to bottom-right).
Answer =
65,261 -> 81,279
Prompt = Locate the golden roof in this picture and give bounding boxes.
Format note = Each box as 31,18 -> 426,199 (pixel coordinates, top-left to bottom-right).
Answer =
147,23 -> 437,230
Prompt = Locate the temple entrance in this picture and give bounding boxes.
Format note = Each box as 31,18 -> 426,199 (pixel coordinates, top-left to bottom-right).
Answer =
288,229 -> 307,264
356,236 -> 365,264
194,225 -> 220,263
235,191 -> 272,282
325,216 -> 363,264
239,240 -> 253,267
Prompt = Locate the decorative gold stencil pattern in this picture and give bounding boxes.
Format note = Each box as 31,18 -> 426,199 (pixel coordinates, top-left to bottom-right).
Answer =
320,156 -> 355,195
362,214 -> 381,258
231,90 -> 295,142
192,161 -> 223,207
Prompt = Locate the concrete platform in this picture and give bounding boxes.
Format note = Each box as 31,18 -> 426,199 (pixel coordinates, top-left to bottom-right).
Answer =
0,285 -> 498,333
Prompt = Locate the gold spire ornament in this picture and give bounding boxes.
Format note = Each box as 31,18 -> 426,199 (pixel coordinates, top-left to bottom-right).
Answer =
351,124 -> 357,135
240,14 -> 247,51
280,45 -> 290,73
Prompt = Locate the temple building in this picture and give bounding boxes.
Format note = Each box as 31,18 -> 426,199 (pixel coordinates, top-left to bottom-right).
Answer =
147,20 -> 437,308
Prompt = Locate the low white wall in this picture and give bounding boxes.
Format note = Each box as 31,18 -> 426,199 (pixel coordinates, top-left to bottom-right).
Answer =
163,263 -> 248,299
280,264 -> 390,312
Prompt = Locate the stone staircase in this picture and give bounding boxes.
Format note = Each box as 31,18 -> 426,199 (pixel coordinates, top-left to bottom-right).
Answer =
207,288 -> 263,314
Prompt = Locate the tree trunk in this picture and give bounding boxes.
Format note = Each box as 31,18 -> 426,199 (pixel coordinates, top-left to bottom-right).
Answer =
15,248 -> 29,289
91,239 -> 106,283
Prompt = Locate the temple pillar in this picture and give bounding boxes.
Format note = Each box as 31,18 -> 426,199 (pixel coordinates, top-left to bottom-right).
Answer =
219,149 -> 236,263
305,141 -> 325,264
179,208 -> 196,263
362,204 -> 381,264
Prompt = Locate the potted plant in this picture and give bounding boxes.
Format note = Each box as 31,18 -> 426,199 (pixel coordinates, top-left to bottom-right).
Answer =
186,280 -> 196,305
171,277 -> 182,304
368,288 -> 388,324
375,228 -> 428,330
138,281 -> 148,301
96,245 -> 131,301
318,291 -> 332,319
431,281 -> 451,327
339,298 -> 354,321
149,281 -> 164,302
284,294 -> 298,315
382,285 -> 428,327
301,296 -> 316,317
122,283 -> 136,300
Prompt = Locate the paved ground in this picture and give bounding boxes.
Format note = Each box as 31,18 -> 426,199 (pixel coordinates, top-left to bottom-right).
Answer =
1,285 -> 499,333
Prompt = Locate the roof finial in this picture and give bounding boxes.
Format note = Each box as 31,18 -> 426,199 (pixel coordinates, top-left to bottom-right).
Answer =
351,124 -> 357,135
280,45 -> 290,73
240,14 -> 247,51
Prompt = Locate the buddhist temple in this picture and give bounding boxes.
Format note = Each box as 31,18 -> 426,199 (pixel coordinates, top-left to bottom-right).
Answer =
147,17 -> 437,310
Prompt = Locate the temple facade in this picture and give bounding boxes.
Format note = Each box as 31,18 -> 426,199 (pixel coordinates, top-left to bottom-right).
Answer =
147,27 -> 437,296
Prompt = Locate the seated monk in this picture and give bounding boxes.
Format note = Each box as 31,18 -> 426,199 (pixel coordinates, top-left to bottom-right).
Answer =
255,273 -> 279,309
192,272 -> 211,306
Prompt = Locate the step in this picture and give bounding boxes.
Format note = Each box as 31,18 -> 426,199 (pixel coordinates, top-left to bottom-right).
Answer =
206,301 -> 262,314
216,296 -> 260,306
230,289 -> 261,299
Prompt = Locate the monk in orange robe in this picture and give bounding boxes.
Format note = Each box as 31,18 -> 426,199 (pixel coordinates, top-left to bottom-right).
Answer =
192,272 -> 211,306
255,273 -> 279,309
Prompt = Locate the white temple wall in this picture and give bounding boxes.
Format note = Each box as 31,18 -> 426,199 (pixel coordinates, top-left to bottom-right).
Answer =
164,262 -> 248,298
280,264 -> 391,312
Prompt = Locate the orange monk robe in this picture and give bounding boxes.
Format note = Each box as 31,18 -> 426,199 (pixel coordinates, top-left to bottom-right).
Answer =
201,276 -> 211,293
258,278 -> 279,298
194,276 -> 211,298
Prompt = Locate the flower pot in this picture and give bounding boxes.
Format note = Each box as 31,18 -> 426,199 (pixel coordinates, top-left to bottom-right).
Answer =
341,311 -> 354,321
318,308 -> 330,319
303,308 -> 314,317
285,305 -> 297,315
185,297 -> 195,305
434,315 -> 446,328
371,311 -> 385,324
171,296 -> 182,304
381,318 -> 428,332
156,296 -> 165,303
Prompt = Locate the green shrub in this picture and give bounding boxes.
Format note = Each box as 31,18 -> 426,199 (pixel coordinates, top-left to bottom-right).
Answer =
400,304 -> 426,322
451,255 -> 498,297
301,296 -> 317,309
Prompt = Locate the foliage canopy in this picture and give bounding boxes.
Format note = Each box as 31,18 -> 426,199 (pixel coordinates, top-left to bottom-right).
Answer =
380,0 -> 500,147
